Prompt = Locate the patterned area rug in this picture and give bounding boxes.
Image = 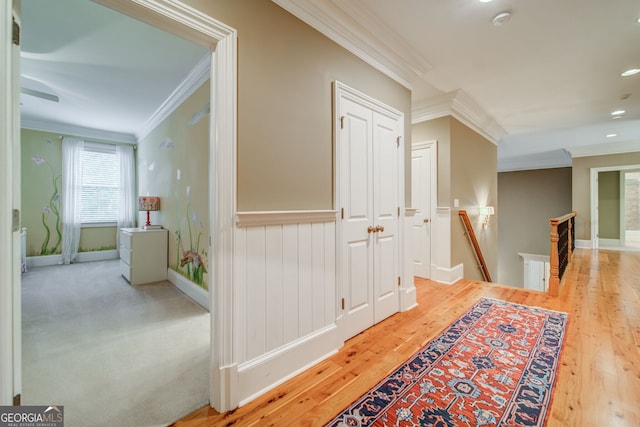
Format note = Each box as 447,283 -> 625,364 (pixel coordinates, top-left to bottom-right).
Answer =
327,298 -> 568,427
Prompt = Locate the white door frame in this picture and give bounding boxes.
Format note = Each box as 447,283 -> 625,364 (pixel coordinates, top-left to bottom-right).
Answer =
3,0 -> 239,412
590,164 -> 640,249
0,0 -> 20,406
411,140 -> 437,279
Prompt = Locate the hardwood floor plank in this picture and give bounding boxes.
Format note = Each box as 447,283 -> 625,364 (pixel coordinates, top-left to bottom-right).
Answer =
172,248 -> 640,426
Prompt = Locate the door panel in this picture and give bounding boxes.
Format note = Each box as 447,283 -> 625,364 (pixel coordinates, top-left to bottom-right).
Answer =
411,144 -> 433,279
337,84 -> 402,341
340,98 -> 374,339
372,112 -> 399,323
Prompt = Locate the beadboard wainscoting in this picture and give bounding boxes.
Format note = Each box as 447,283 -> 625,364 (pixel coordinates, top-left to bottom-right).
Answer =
234,210 -> 341,405
431,207 -> 463,284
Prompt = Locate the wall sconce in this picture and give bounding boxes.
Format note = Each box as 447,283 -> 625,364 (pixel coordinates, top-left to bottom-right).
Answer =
138,196 -> 160,227
478,206 -> 494,229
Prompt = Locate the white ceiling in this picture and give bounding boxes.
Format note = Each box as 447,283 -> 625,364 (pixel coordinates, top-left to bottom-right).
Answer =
19,0 -> 209,142
276,0 -> 640,170
20,0 -> 640,170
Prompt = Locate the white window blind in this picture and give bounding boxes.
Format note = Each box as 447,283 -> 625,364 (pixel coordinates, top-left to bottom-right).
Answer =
80,143 -> 120,223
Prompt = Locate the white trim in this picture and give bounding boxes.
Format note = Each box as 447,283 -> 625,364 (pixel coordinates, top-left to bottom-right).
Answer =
236,210 -> 337,227
136,52 -> 211,141
93,0 -> 238,412
26,250 -> 119,268
167,268 -> 209,310
431,263 -> 464,285
273,0 -> 428,89
599,238 -> 622,248
236,324 -> 340,407
411,90 -> 506,145
1,0 -> 15,405
20,119 -> 137,144
575,239 -> 592,249
589,164 -> 640,251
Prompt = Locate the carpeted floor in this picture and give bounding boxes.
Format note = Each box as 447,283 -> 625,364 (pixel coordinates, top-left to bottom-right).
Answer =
21,259 -> 210,427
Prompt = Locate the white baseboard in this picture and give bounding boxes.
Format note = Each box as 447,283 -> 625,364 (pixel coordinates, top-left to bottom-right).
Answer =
575,239 -> 592,249
431,263 -> 464,285
167,268 -> 209,311
599,238 -> 621,247
27,250 -> 118,268
77,249 -> 119,263
27,254 -> 62,268
236,324 -> 341,407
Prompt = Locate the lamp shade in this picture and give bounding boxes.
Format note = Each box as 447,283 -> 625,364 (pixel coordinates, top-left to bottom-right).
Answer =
138,196 -> 160,211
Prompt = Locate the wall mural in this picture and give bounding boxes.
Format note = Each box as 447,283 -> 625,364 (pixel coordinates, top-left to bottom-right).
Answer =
138,86 -> 211,291
31,142 -> 62,255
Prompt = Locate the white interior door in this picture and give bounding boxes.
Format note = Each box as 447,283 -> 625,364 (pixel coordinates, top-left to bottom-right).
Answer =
336,82 -> 402,341
372,111 -> 400,323
339,97 -> 375,340
411,141 -> 435,279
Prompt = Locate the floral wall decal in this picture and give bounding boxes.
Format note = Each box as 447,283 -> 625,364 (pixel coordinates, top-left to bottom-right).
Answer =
31,153 -> 62,255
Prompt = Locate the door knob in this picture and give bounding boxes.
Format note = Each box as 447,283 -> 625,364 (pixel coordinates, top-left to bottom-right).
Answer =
376,225 -> 384,233
368,226 -> 375,233
424,218 -> 429,223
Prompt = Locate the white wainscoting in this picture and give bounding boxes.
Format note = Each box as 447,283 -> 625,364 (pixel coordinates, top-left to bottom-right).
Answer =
234,210 -> 341,404
431,207 -> 463,284
402,208 -> 417,311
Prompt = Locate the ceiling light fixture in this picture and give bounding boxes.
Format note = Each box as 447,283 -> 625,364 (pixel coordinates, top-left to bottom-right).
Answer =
611,109 -> 626,116
621,69 -> 640,77
606,133 -> 617,138
492,11 -> 511,26
479,0 -> 493,3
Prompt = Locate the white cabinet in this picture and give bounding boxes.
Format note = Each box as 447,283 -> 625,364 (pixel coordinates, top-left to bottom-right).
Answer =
119,228 -> 168,285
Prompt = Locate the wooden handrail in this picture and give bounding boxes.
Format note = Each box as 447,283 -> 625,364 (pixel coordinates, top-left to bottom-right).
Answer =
548,211 -> 576,296
458,210 -> 492,282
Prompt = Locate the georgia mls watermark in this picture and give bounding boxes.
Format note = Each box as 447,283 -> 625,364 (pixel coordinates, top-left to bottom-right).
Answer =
0,406 -> 63,427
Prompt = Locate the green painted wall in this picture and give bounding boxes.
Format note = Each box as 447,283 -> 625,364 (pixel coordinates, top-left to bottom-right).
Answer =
137,81 -> 210,290
21,129 -> 119,255
598,171 -> 620,239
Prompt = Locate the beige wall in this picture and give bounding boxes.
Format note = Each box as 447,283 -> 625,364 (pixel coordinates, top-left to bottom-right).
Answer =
412,116 -> 451,206
572,152 -> 640,240
411,117 -> 497,282
598,171 -> 620,239
497,167 -> 572,287
450,118 -> 497,281
184,0 -> 411,211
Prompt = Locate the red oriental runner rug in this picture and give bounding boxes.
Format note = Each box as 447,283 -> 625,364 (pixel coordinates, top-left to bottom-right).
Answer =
326,298 -> 568,427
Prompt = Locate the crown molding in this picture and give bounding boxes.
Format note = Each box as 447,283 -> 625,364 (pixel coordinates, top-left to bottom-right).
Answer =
273,0 -> 431,89
20,118 -> 137,144
412,90 -> 506,145
136,53 -> 211,141
567,140 -> 640,158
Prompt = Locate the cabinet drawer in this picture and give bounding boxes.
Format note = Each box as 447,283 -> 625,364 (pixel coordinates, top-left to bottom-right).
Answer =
120,247 -> 131,265
120,259 -> 131,282
120,231 -> 132,250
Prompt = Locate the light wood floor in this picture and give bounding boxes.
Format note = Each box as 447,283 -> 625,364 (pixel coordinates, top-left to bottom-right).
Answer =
172,248 -> 640,426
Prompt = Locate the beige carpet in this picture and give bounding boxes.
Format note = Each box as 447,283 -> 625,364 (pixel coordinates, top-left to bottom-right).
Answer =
21,259 -> 210,427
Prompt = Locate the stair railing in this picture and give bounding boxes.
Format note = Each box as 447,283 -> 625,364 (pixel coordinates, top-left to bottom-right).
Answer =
458,209 -> 492,282
548,211 -> 576,296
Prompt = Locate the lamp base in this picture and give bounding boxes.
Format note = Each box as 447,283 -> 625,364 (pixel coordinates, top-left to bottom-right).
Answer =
145,210 -> 151,226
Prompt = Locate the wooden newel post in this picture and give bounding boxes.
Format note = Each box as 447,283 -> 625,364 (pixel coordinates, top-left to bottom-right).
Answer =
549,218 -> 560,297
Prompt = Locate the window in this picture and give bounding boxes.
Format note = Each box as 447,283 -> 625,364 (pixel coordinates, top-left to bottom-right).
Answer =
80,143 -> 120,224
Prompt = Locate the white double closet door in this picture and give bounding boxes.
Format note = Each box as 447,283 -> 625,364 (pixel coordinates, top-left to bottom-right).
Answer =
336,83 -> 403,341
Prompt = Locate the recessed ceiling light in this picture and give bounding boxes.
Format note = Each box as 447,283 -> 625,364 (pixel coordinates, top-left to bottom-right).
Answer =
611,109 -> 626,116
479,0 -> 493,3
621,69 -> 640,77
606,133 -> 617,138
